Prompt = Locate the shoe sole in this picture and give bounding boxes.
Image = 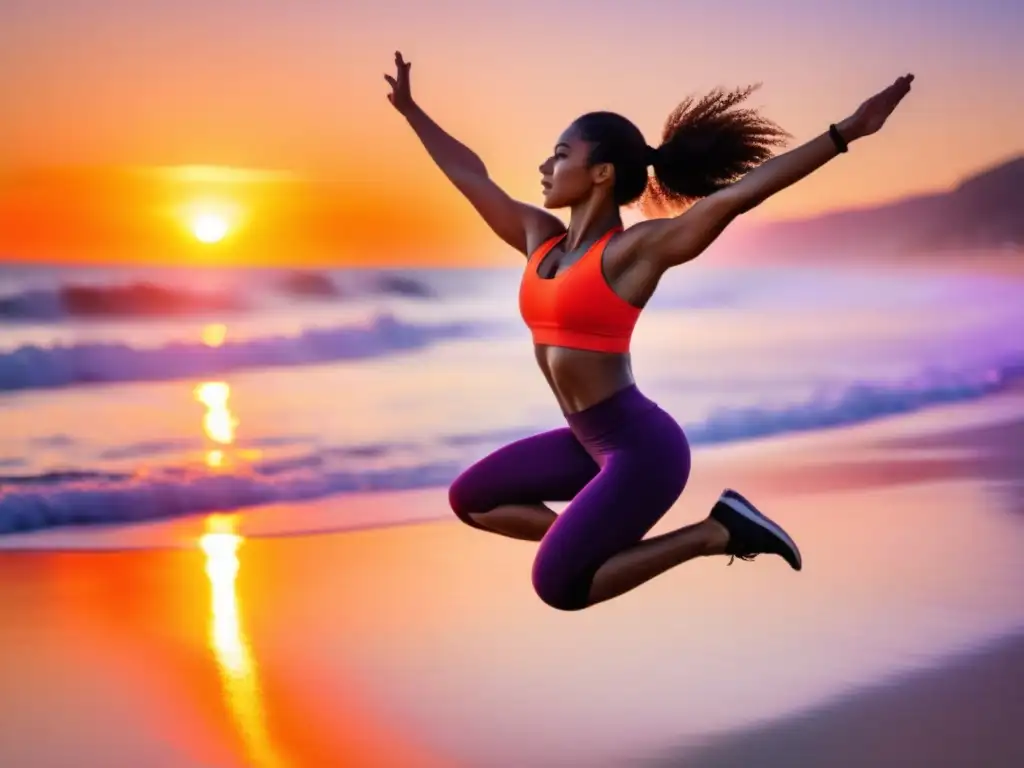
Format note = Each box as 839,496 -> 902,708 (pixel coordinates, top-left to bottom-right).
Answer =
721,489 -> 803,571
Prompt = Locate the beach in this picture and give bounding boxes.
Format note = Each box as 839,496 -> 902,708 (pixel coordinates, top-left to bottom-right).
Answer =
3,1 -> 1021,763
2,381 -> 1022,767
656,631 -> 1024,767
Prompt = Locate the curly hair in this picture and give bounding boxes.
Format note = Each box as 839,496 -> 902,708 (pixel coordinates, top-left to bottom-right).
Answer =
573,85 -> 790,216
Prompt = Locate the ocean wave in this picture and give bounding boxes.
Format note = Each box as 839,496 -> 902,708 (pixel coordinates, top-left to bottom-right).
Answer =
0,313 -> 490,392
1,354 -> 1021,537
0,282 -> 247,322
275,271 -> 437,300
0,457 -> 462,535
0,271 -> 439,323
688,362 -> 1019,443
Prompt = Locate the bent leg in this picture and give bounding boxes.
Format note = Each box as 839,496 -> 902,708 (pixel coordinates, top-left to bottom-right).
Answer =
532,444 -> 728,610
448,428 -> 599,541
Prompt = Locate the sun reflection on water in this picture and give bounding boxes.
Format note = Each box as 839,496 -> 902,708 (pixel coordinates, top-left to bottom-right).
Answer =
202,323 -> 228,348
194,381 -> 240,469
200,515 -> 286,767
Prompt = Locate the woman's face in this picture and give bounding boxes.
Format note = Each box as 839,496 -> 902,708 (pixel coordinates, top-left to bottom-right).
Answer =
538,125 -> 611,209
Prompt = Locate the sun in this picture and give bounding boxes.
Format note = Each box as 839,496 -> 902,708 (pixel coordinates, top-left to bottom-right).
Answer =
192,212 -> 231,244
178,194 -> 245,250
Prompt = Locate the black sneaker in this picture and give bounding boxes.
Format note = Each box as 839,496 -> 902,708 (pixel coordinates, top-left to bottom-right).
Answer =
710,488 -> 802,570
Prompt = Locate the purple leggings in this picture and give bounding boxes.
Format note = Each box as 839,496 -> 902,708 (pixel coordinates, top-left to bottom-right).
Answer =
448,385 -> 691,610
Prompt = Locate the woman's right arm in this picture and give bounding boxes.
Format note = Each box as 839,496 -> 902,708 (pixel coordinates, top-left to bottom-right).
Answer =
386,53 -> 563,257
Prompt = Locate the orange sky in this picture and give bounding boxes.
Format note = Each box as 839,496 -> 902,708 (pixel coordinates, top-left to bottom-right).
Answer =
1,1 -> 1021,266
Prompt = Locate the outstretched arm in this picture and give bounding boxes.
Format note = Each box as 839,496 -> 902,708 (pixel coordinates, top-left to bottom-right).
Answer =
385,52 -> 564,257
635,74 -> 915,270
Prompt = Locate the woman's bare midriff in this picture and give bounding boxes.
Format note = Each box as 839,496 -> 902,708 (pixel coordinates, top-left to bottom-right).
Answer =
534,345 -> 636,415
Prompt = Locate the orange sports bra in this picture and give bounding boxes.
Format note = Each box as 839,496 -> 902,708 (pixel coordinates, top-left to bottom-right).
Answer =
518,227 -> 642,354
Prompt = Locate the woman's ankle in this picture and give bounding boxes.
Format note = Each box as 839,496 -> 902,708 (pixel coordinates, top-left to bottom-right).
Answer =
700,516 -> 731,556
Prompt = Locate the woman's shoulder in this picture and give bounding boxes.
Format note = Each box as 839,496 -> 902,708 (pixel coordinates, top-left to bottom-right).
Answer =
604,219 -> 662,267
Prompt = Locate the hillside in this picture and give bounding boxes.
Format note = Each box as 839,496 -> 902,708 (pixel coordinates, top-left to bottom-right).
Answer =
735,155 -> 1024,257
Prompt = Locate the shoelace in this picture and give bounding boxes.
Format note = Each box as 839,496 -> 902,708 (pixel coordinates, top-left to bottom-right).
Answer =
726,553 -> 758,566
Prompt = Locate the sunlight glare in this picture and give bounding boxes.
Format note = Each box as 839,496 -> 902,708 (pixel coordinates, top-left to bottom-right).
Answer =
194,381 -> 238,468
193,212 -> 230,244
202,323 -> 228,348
195,382 -> 237,445
178,196 -> 244,249
200,515 -> 285,766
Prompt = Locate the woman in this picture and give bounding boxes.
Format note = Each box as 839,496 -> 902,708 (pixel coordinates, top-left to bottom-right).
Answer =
385,51 -> 913,611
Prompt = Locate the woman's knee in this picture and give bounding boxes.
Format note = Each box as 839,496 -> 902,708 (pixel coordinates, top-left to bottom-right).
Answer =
531,549 -> 593,612
447,468 -> 493,528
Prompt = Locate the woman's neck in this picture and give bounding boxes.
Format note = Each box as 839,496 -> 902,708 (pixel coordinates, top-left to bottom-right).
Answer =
565,198 -> 621,251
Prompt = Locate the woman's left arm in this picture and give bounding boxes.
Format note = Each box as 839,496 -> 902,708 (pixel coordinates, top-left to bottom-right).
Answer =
636,74 -> 915,270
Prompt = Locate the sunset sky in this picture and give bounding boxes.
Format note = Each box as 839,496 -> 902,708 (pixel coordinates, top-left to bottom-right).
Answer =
1,0 -> 1021,266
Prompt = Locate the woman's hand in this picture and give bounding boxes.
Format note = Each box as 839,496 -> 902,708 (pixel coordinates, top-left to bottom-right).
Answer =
839,74 -> 915,141
384,51 -> 414,115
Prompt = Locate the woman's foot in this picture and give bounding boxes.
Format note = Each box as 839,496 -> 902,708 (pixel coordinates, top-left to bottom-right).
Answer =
709,489 -> 802,570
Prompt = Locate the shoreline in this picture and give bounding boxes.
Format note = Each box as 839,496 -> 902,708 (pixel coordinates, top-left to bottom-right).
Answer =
2,383 -> 1023,552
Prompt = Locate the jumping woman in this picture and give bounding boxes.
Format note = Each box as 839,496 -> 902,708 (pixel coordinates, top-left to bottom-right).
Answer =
385,51 -> 913,611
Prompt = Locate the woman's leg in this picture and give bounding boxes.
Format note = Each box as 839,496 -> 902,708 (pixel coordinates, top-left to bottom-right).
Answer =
556,485 -> 803,607
532,463 -> 804,610
531,445 -> 731,610
447,428 -> 599,542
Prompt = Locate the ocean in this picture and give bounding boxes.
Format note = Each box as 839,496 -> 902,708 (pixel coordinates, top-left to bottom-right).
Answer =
0,259 -> 1021,539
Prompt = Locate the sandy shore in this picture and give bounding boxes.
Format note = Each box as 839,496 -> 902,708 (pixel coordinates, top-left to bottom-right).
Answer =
647,630 -> 1024,767
1,389 -> 1022,767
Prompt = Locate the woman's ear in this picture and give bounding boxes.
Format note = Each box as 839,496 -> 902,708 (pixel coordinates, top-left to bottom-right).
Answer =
590,161 -> 614,186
